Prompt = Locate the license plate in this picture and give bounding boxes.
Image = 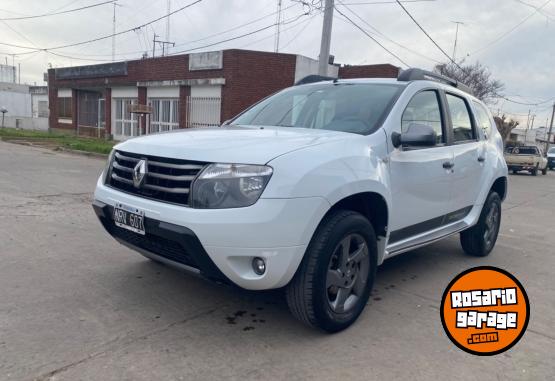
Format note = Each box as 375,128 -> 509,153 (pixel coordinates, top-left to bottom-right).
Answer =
113,203 -> 145,235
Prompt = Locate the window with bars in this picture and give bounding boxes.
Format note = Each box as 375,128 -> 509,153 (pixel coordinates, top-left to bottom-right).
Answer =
58,97 -> 72,119
150,99 -> 179,133
114,98 -> 138,137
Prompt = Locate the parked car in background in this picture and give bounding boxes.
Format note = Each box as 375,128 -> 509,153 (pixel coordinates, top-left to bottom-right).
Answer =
93,69 -> 508,332
548,147 -> 555,170
505,145 -> 548,175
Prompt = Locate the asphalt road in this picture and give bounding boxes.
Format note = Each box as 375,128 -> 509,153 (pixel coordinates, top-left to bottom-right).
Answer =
1,141 -> 554,381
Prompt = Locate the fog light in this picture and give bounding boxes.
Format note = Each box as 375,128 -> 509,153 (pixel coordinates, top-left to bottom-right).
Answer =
252,257 -> 266,275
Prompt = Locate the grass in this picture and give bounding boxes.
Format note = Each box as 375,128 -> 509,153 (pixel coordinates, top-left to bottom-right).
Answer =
0,127 -> 115,155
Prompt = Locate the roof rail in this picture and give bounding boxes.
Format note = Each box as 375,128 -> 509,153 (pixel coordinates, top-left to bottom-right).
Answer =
294,74 -> 336,86
397,68 -> 473,95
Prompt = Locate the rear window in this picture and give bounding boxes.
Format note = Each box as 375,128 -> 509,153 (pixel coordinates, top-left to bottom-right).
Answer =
511,147 -> 539,155
232,83 -> 405,135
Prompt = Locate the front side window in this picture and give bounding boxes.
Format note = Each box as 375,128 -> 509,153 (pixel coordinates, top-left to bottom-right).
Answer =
233,83 -> 404,135
402,90 -> 444,144
446,93 -> 475,142
473,101 -> 494,139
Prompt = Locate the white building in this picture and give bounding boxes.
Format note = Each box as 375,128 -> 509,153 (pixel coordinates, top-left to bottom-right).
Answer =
0,64 -> 16,83
0,82 -> 48,130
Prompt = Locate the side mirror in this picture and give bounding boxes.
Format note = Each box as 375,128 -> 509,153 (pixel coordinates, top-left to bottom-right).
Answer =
392,123 -> 437,148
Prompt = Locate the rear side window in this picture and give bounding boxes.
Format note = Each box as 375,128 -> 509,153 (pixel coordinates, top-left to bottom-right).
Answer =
446,93 -> 475,142
402,90 -> 444,144
473,101 -> 494,139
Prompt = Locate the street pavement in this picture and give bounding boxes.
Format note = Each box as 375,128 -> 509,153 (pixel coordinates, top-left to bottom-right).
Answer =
0,140 -> 553,381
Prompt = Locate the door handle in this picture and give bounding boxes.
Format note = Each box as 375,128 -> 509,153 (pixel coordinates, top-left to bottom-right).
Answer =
478,156 -> 486,162
443,161 -> 455,169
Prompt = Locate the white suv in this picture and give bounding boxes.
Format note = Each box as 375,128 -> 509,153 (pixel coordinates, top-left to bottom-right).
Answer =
93,69 -> 508,332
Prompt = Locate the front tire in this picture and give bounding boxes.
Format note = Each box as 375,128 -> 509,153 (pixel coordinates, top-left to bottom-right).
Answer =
531,165 -> 538,176
460,192 -> 501,257
542,167 -> 547,175
286,210 -> 377,333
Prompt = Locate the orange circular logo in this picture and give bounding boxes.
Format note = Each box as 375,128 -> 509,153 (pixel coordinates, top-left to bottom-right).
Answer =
440,266 -> 530,356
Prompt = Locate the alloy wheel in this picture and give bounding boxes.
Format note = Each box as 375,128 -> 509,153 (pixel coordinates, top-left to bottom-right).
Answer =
326,233 -> 370,313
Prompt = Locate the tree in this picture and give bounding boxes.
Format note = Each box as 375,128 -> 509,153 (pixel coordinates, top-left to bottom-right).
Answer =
494,115 -> 519,142
434,61 -> 504,104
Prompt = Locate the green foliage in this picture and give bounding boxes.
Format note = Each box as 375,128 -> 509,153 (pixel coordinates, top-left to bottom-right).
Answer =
0,128 -> 114,155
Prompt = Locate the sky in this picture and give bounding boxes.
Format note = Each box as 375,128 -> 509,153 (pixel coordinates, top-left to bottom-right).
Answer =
0,0 -> 554,126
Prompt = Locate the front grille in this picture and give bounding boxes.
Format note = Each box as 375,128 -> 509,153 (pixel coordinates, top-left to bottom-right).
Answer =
108,150 -> 207,206
111,225 -> 198,268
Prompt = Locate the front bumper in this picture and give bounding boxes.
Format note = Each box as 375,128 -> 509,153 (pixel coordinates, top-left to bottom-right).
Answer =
93,180 -> 330,290
508,164 -> 537,171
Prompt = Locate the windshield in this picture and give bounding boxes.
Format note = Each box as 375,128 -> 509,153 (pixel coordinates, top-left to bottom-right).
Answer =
548,147 -> 555,154
232,83 -> 404,135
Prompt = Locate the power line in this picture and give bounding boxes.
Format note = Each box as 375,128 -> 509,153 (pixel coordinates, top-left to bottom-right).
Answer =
238,11 -> 319,50
334,6 -> 409,66
470,0 -> 552,55
280,12 -> 319,49
336,0 -> 441,64
0,1 -> 115,21
342,0 -> 435,4
51,2 -> 300,59
169,12 -> 310,56
514,0 -> 555,21
0,0 -> 204,52
394,0 -> 457,67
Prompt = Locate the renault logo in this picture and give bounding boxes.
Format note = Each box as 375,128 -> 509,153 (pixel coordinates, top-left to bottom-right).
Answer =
133,159 -> 147,188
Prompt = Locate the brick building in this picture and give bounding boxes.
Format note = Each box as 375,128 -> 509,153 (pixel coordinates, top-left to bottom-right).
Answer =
47,49 -> 399,140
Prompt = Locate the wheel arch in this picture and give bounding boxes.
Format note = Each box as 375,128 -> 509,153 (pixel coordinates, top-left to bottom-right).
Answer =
491,176 -> 507,201
326,192 -> 389,239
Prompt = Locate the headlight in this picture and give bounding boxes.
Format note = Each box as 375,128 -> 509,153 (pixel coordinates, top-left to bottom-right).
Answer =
102,149 -> 116,184
191,164 -> 273,209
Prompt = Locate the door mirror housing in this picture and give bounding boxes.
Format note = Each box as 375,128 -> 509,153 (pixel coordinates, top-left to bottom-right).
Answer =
392,123 -> 437,148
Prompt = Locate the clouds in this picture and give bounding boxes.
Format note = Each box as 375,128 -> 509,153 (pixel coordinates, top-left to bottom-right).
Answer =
1,0 -> 553,123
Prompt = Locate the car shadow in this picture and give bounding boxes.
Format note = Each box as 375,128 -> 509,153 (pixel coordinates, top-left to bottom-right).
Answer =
107,234 -> 480,337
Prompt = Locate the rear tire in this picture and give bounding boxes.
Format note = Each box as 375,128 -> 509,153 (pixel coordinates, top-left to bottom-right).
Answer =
460,192 -> 501,257
512,169 -> 518,175
286,210 -> 377,333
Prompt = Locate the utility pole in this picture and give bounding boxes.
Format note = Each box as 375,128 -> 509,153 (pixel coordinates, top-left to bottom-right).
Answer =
112,1 -> 122,62
165,0 -> 171,55
18,63 -> 20,84
152,33 -> 158,58
546,102 -> 555,153
274,0 -> 282,52
153,34 -> 174,57
525,109 -> 531,130
529,114 -> 536,130
318,0 -> 334,76
451,21 -> 464,62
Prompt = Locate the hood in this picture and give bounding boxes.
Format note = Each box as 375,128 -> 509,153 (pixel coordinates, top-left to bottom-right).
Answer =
114,126 -> 355,164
